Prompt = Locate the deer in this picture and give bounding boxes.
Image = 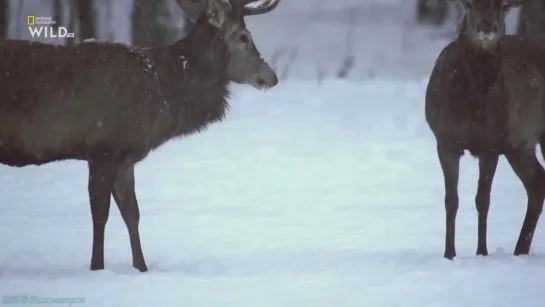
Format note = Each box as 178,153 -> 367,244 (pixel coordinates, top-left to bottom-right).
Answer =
425,0 -> 545,260
0,0 -> 280,273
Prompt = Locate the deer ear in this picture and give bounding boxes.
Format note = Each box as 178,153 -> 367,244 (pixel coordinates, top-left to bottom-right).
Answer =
205,0 -> 231,27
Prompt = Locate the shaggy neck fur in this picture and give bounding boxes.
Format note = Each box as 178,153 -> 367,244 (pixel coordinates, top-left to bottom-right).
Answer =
457,17 -> 504,97
149,16 -> 231,138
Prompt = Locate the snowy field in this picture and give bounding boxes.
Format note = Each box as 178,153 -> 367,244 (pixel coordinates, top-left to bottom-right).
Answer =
3,0 -> 545,306
1,80 -> 545,306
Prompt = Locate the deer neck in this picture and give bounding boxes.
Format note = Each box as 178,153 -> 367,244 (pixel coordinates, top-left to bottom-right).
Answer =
169,19 -> 228,80
149,21 -> 231,131
457,30 -> 504,96
148,19 -> 230,108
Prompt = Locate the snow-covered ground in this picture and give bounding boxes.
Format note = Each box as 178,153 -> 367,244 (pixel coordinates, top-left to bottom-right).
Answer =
1,80 -> 545,306
3,0 -> 545,306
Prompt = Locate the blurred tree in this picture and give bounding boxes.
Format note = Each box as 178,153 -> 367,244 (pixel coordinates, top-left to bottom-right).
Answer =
132,0 -> 175,46
52,0 -> 62,31
66,1 -> 77,45
63,0 -> 96,45
181,11 -> 195,36
517,0 -> 545,35
14,0 -> 23,38
0,0 -> 9,38
75,0 -> 96,40
416,0 -> 449,26
104,1 -> 115,41
157,0 -> 183,43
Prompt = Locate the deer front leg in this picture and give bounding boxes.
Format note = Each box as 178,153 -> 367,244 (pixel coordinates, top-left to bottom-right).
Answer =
437,144 -> 461,259
475,154 -> 499,256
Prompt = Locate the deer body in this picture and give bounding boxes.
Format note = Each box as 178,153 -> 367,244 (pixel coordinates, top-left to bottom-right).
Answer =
427,37 -> 545,157
0,25 -> 229,167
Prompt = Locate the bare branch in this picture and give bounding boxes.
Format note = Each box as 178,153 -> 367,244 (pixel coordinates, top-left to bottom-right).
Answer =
280,48 -> 297,80
52,0 -> 62,31
270,48 -> 286,71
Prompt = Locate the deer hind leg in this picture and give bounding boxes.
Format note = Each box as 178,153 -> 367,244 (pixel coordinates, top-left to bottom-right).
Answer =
112,163 -> 148,272
88,158 -> 117,271
504,147 -> 545,255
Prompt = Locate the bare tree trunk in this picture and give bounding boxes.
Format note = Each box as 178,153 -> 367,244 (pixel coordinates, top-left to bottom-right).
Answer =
0,0 -> 9,38
132,0 -> 169,46
14,0 -> 23,38
52,0 -> 62,31
105,1 -> 115,41
66,2 -> 77,45
76,0 -> 96,40
517,0 -> 545,35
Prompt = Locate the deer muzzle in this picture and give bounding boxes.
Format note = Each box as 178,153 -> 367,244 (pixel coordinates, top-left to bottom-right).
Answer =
254,62 -> 278,90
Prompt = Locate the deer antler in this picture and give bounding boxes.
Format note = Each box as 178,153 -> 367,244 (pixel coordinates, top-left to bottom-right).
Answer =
242,0 -> 280,16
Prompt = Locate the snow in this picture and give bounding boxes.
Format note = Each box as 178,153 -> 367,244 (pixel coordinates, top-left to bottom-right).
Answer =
3,0 -> 545,306
1,80 -> 545,306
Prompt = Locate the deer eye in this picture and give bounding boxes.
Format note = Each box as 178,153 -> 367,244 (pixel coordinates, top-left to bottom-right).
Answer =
239,34 -> 249,43
465,0 -> 473,9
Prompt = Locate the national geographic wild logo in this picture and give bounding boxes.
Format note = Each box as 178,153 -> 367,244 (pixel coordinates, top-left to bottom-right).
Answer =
27,15 -> 75,38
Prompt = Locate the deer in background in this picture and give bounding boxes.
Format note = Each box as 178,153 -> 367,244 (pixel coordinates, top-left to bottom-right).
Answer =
426,0 -> 545,259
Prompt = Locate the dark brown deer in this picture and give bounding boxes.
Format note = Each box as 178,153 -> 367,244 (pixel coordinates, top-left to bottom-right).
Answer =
0,0 -> 280,272
426,0 -> 545,259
